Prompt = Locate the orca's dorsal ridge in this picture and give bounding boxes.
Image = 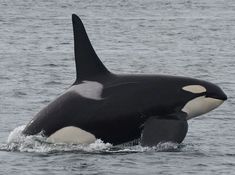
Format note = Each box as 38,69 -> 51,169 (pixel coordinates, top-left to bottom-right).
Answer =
72,14 -> 109,81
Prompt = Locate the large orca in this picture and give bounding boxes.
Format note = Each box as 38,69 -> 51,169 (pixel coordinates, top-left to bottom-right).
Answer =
23,14 -> 227,146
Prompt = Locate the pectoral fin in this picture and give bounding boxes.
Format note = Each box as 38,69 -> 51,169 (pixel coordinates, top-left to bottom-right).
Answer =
141,117 -> 188,146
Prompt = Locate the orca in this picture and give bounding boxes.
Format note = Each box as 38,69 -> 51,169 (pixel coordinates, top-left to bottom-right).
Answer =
23,14 -> 227,146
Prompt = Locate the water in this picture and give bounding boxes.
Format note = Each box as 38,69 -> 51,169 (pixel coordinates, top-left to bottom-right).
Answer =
0,0 -> 235,174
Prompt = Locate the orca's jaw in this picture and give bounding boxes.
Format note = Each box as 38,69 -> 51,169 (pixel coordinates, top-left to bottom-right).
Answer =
182,96 -> 224,120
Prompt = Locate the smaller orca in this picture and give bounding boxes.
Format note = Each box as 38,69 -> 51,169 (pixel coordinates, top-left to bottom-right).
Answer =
23,14 -> 227,146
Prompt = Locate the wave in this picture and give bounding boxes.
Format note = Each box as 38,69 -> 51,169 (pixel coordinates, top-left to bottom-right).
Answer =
0,125 -> 182,154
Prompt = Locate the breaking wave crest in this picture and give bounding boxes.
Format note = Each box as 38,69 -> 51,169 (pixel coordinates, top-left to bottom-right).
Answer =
0,125 -> 182,153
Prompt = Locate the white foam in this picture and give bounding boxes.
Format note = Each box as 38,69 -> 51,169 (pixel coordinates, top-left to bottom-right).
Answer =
7,125 -> 26,144
3,125 -> 112,153
2,126 -> 181,153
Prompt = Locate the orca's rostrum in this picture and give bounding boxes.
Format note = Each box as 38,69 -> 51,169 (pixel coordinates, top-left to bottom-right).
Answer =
23,14 -> 227,146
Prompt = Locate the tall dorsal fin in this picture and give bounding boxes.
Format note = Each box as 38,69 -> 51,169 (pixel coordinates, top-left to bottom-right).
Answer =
72,14 -> 109,81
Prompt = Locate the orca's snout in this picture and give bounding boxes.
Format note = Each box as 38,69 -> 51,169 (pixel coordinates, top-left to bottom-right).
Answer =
206,85 -> 227,101
207,90 -> 227,101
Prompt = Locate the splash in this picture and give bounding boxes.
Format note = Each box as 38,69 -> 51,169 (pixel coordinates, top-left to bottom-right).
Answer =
0,125 -> 182,153
1,125 -> 112,153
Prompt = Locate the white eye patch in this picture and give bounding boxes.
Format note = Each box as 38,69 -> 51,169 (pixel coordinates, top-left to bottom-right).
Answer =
182,85 -> 206,94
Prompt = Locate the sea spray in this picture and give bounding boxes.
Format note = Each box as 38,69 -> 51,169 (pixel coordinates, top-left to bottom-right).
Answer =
1,125 -> 181,153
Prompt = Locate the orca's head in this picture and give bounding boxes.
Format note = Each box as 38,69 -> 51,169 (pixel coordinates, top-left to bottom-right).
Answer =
181,81 -> 227,119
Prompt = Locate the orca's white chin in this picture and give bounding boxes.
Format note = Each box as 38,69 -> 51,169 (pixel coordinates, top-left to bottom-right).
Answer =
182,96 -> 224,120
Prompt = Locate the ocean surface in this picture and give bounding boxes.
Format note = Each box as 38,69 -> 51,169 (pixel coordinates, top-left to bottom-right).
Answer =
0,0 -> 234,174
